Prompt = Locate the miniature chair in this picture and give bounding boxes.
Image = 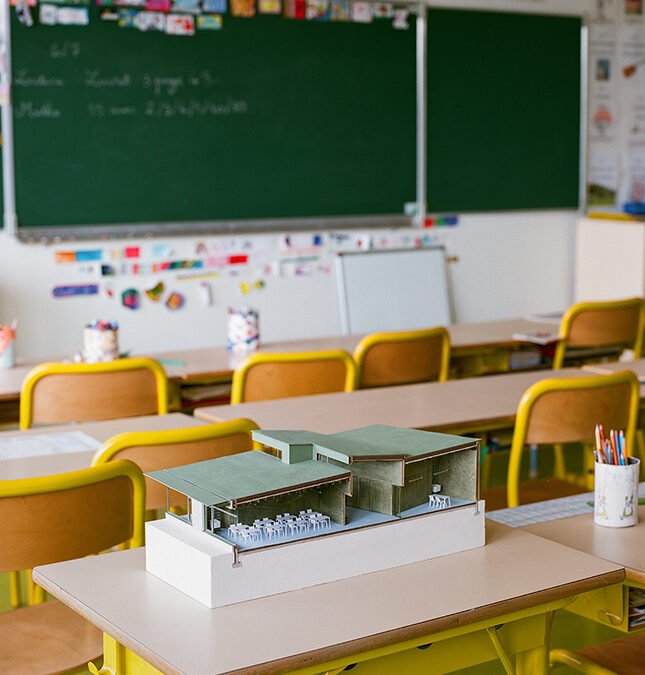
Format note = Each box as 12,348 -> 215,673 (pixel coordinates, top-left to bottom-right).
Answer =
20,357 -> 169,429
0,460 -> 145,675
552,297 -> 645,369
550,633 -> 645,674
501,371 -> 639,508
92,418 -> 259,511
352,327 -> 450,388
230,350 -> 357,404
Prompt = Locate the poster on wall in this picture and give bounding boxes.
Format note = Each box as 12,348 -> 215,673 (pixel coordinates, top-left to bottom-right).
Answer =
587,2 -> 645,213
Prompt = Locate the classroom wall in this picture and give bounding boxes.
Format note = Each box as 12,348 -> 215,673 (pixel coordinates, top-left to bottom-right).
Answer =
0,209 -> 577,360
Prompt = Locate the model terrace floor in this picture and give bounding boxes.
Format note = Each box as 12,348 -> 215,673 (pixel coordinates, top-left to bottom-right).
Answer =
213,498 -> 475,551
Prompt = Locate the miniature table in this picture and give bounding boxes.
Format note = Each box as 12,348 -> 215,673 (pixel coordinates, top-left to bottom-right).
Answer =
0,413 -> 206,480
32,522 -> 623,675
0,318 -> 556,423
194,367 -> 593,435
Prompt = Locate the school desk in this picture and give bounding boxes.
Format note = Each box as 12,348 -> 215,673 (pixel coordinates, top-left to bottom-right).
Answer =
0,317 -> 557,423
583,358 -> 645,382
194,367 -> 595,435
0,412 -> 206,481
523,505 -> 645,636
31,521 -> 623,675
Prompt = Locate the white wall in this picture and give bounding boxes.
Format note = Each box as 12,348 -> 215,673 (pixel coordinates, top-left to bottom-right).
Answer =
0,210 -> 577,359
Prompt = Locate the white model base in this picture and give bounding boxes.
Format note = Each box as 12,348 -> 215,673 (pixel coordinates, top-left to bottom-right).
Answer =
145,502 -> 486,608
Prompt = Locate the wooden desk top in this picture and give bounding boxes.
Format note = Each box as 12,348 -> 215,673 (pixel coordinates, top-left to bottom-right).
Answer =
524,506 -> 645,586
583,359 -> 645,381
195,367 -> 592,433
0,318 -> 555,401
32,521 -> 623,675
0,413 -> 206,481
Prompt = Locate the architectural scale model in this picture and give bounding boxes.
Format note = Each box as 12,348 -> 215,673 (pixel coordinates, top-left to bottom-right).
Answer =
145,424 -> 485,608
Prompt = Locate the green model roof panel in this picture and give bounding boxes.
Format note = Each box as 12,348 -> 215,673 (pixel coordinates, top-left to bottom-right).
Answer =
146,450 -> 351,505
316,425 -> 478,462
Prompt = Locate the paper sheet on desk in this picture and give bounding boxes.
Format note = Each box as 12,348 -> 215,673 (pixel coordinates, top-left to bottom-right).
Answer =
0,431 -> 101,460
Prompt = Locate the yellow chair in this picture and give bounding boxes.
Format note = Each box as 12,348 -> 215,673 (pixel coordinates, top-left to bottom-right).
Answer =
550,634 -> 645,674
20,357 -> 169,429
503,371 -> 640,508
553,298 -> 645,370
92,418 -> 259,511
230,350 -> 356,404
0,460 -> 145,675
353,327 -> 450,388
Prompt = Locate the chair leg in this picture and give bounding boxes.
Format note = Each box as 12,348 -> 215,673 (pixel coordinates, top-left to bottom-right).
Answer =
553,443 -> 566,480
9,571 -> 22,608
635,429 -> 645,479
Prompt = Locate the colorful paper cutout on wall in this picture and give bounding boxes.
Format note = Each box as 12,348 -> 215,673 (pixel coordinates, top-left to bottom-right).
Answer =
165,13 -> 195,34
351,1 -> 371,23
121,288 -> 141,310
146,281 -> 165,302
231,0 -> 255,16
258,0 -> 280,13
284,0 -> 304,17
134,10 -> 165,30
166,292 -> 185,310
196,15 -> 222,29
202,0 -> 226,11
172,0 -> 200,12
329,1 -> 349,21
306,0 -> 327,20
52,284 -> 99,298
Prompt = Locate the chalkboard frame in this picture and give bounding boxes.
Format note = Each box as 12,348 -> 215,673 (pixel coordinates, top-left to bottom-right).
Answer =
1,0 -> 588,240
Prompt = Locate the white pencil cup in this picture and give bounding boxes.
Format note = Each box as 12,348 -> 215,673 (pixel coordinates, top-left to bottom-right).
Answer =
0,341 -> 14,370
594,457 -> 640,528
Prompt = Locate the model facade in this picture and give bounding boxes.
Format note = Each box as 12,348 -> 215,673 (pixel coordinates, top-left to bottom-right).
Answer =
145,425 -> 485,608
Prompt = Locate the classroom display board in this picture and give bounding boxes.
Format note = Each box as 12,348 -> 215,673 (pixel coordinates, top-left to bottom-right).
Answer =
426,10 -> 582,212
9,10 -> 416,228
335,247 -> 452,335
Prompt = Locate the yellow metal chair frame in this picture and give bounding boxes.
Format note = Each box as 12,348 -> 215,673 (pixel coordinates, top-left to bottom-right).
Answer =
20,357 -> 169,429
506,371 -> 640,508
553,298 -> 645,370
92,418 -> 261,511
230,350 -> 357,404
3,460 -> 145,608
353,327 -> 450,388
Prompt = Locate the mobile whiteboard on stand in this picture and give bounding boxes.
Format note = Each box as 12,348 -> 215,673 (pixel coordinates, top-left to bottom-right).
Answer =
335,247 -> 453,336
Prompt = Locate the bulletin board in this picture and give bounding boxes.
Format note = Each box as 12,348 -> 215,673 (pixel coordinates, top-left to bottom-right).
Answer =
8,9 -> 416,231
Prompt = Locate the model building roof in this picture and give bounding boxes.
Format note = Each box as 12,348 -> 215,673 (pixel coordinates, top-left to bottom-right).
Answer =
255,425 -> 478,463
146,450 -> 351,506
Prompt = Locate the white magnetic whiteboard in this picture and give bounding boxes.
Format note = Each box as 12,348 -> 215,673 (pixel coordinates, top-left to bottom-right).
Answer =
335,247 -> 453,335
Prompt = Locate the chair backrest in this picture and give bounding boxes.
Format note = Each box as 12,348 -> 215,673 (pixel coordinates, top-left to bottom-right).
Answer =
0,460 -> 145,574
507,370 -> 640,507
92,418 -> 259,510
230,350 -> 357,404
553,298 -> 645,369
20,357 -> 169,429
353,327 -> 450,388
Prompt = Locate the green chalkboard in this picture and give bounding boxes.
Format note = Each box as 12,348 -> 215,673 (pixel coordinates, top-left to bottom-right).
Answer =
427,9 -> 581,212
10,10 -> 416,229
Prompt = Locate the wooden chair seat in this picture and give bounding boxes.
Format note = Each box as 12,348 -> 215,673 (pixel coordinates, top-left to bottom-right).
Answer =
576,633 -> 645,674
482,478 -> 588,512
551,633 -> 645,674
0,598 -> 102,675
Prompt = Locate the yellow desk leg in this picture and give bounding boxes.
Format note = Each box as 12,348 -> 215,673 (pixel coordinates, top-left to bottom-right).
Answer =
89,634 -> 163,675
